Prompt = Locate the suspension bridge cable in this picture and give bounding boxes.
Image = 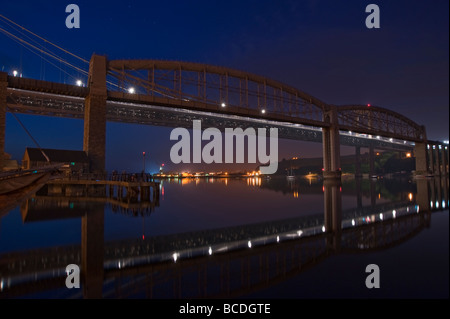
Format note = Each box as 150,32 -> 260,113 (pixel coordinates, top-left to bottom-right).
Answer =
0,26 -> 88,76
0,14 -> 89,64
3,30 -> 85,82
0,14 -> 143,91
0,15 -> 47,60
0,15 -> 81,78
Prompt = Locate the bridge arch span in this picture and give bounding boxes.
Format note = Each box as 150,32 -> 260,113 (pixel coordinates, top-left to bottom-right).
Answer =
106,59 -> 329,127
336,104 -> 426,142
340,211 -> 430,254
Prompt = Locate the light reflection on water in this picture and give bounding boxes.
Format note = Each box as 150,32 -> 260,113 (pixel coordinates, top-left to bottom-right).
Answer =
0,175 -> 448,298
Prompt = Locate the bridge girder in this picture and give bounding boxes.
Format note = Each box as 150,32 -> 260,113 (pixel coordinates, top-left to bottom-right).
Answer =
337,104 -> 426,143
5,88 -> 414,150
107,59 -> 328,126
4,65 -> 427,145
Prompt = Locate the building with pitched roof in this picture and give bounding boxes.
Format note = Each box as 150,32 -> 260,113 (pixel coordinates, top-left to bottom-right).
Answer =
22,148 -> 89,173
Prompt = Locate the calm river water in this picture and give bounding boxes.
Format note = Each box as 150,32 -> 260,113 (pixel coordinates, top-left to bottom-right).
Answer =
0,175 -> 448,299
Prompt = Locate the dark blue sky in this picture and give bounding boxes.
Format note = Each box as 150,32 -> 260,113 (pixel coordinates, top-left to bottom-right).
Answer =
1,0 -> 448,173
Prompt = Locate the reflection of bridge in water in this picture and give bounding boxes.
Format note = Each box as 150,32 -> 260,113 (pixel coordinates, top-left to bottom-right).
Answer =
0,177 -> 447,299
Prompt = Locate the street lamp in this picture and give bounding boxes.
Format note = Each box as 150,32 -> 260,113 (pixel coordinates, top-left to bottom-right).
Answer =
142,152 -> 146,172
13,70 -> 18,77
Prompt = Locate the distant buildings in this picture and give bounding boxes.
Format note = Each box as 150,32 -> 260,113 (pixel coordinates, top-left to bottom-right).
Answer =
267,151 -> 415,176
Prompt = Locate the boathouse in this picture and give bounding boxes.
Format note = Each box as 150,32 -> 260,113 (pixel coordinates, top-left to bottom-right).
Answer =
22,148 -> 89,173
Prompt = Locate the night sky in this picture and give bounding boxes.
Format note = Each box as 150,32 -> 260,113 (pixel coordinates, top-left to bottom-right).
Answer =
0,0 -> 448,173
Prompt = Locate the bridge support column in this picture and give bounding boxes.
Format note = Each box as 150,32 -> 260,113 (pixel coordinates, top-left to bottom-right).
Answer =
81,203 -> 104,298
430,177 -> 437,210
356,177 -> 363,209
322,106 -> 341,180
84,54 -> 107,174
0,72 -> 7,171
434,145 -> 442,176
427,144 -> 435,175
369,145 -> 375,177
370,179 -> 376,207
323,179 -> 342,252
416,179 -> 430,211
443,145 -> 449,175
355,146 -> 362,178
443,174 -> 449,207
414,142 -> 429,177
435,177 -> 443,209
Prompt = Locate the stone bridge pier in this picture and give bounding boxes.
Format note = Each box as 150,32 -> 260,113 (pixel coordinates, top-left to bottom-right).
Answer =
84,55 -> 107,173
322,105 -> 341,180
414,139 -> 449,178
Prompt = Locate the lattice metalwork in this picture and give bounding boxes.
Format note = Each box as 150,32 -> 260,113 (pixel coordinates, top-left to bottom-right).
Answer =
337,105 -> 426,142
106,60 -> 328,127
4,72 -> 428,144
